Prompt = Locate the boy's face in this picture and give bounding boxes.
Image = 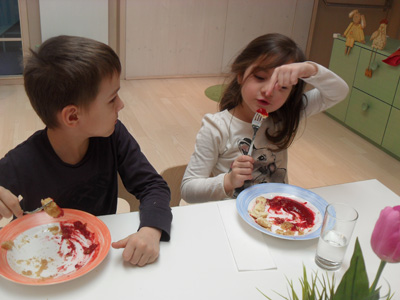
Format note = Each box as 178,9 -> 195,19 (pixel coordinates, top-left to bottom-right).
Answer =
79,73 -> 124,137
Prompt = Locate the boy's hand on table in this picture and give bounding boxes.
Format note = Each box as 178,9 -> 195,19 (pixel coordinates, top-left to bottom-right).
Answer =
111,226 -> 162,267
0,186 -> 23,220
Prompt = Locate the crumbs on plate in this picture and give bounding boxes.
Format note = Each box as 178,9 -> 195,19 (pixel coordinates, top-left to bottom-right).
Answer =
1,240 -> 14,251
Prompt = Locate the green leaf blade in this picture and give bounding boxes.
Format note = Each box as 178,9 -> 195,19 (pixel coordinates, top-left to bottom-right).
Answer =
333,238 -> 370,300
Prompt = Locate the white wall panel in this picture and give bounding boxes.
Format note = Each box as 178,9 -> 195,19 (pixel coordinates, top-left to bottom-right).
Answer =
125,0 -> 314,78
39,0 -> 108,44
222,0 -> 313,72
125,0 -> 227,78
292,0 -> 314,53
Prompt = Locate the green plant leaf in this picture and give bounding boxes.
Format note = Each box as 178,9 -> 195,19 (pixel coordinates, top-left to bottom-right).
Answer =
363,289 -> 380,300
333,238 -> 370,300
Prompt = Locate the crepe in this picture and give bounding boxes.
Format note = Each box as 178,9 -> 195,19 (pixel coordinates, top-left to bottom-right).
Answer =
41,198 -> 64,218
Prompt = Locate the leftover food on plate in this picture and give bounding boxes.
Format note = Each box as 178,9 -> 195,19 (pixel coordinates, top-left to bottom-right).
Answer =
1,240 -> 14,251
60,221 -> 98,255
0,209 -> 111,285
41,197 -> 64,218
5,220 -> 99,280
249,195 -> 318,236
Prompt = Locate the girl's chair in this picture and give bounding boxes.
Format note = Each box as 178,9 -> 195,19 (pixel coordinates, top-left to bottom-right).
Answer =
160,164 -> 187,207
117,164 -> 187,212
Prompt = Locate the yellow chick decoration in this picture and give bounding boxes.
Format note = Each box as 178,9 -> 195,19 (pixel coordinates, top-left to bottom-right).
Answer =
370,19 -> 388,50
344,9 -> 366,55
365,19 -> 389,78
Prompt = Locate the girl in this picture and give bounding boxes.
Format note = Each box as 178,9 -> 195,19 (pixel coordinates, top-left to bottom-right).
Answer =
181,33 -> 348,203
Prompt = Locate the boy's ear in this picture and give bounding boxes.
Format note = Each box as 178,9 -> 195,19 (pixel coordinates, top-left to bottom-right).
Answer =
60,105 -> 79,127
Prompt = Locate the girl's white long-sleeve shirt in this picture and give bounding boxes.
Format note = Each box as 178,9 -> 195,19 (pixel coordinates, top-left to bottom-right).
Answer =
181,63 -> 349,203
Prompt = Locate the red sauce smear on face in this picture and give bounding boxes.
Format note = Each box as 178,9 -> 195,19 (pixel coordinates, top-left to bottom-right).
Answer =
267,196 -> 315,230
59,221 -> 99,268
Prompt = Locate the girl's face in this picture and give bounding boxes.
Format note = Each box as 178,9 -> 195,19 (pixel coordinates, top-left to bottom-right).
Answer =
237,63 -> 292,122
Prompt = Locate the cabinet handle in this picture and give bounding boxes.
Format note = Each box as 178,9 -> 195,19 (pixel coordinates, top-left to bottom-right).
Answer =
361,103 -> 369,111
371,61 -> 379,71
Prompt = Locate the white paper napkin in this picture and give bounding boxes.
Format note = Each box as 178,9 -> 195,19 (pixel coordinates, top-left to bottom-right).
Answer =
217,200 -> 276,271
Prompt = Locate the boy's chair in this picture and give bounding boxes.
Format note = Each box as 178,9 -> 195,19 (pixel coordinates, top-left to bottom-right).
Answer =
117,164 -> 187,212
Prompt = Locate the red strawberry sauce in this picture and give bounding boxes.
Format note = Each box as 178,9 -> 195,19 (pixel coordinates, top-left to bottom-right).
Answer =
267,196 -> 315,230
257,108 -> 269,117
59,221 -> 98,268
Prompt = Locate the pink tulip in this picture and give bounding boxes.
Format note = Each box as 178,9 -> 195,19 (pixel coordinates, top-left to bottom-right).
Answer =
371,206 -> 400,263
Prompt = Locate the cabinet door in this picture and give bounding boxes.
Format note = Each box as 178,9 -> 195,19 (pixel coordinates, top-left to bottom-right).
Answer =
326,39 -> 360,121
393,79 -> 400,110
382,107 -> 400,158
353,48 -> 400,105
345,89 -> 391,144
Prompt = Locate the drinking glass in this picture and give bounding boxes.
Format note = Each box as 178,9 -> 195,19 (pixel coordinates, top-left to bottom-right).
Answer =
315,203 -> 358,271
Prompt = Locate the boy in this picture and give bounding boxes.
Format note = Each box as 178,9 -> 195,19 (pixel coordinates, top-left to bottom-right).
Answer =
0,35 -> 172,267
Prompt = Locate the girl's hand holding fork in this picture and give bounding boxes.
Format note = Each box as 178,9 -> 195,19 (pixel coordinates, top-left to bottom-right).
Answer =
224,155 -> 254,195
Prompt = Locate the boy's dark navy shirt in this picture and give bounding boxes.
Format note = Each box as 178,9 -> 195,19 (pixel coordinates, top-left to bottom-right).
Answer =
0,121 -> 172,240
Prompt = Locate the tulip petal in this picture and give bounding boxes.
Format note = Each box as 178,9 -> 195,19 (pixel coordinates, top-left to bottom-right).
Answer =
371,207 -> 400,263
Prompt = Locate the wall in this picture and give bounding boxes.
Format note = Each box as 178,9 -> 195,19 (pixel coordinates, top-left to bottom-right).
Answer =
39,0 -> 108,44
124,0 -> 314,78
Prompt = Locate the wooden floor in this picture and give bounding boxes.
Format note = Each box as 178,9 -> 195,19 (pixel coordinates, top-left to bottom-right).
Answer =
1,77 -> 400,225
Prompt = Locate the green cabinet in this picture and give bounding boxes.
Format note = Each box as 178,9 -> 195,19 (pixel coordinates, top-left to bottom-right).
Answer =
353,48 -> 399,105
345,89 -> 390,144
326,36 -> 400,160
382,107 -> 400,158
327,39 -> 360,121
394,83 -> 400,110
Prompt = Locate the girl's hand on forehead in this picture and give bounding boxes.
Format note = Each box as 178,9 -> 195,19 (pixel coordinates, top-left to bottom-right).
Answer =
265,62 -> 318,96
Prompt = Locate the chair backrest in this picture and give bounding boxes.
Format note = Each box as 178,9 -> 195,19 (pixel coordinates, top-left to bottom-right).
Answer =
117,164 -> 187,211
160,164 -> 187,207
117,174 -> 140,211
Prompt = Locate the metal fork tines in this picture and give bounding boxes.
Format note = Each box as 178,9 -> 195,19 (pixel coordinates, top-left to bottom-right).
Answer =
247,112 -> 264,156
24,199 -> 54,215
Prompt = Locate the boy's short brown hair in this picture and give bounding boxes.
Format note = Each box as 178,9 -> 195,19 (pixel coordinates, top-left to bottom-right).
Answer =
24,35 -> 121,128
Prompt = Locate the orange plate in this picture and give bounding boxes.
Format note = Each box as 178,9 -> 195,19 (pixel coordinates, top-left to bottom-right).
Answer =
0,209 -> 111,285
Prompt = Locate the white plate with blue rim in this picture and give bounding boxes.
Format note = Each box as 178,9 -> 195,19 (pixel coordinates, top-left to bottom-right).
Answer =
236,183 -> 328,240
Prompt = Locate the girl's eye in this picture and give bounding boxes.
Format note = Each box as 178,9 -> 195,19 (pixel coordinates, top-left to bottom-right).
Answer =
110,96 -> 117,103
254,74 -> 265,80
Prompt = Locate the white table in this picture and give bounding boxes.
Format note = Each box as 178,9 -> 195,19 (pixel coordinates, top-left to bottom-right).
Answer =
0,179 -> 399,299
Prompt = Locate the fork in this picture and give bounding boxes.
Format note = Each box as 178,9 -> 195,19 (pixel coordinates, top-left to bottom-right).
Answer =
247,111 -> 265,156
233,110 -> 266,197
23,199 -> 54,215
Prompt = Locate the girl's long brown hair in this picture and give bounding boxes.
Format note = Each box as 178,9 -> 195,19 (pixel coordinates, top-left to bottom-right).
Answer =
219,33 -> 307,151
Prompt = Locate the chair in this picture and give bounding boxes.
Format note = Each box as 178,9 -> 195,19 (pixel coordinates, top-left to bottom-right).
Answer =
117,164 -> 187,211
116,197 -> 131,214
117,174 -> 140,212
160,164 -> 187,207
